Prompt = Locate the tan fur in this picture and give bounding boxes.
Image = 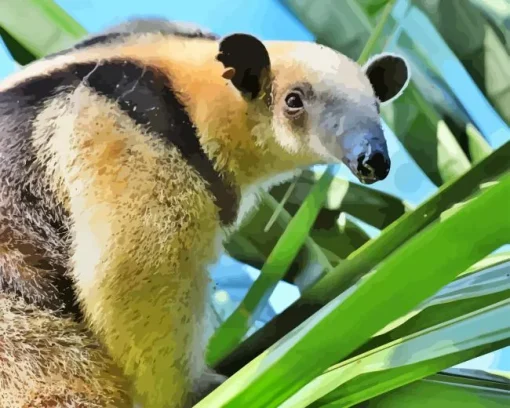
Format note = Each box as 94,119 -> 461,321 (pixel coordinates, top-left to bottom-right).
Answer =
31,86 -> 224,406
1,35 -> 316,407
0,293 -> 130,408
0,28 -> 402,407
24,38 -> 319,403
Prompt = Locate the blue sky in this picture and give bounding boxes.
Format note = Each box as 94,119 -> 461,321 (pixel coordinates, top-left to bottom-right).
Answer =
1,0 -> 508,372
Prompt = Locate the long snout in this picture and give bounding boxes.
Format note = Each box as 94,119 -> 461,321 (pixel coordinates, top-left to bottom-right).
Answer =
340,125 -> 391,184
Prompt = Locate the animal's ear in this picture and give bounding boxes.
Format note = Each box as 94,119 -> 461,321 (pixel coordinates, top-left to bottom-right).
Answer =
363,53 -> 410,104
216,33 -> 272,101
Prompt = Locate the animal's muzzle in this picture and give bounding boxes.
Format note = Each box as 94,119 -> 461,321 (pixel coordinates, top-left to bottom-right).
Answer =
339,124 -> 391,185
356,150 -> 391,184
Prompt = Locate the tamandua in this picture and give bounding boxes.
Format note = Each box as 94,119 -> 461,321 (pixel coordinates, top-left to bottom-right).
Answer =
0,17 -> 409,408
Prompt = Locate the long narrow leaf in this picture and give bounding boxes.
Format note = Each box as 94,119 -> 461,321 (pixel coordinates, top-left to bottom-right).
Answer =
214,141 -> 510,376
0,0 -> 86,61
344,257 -> 510,362
201,169 -> 510,407
281,298 -> 510,408
444,367 -> 510,385
371,257 -> 510,339
335,370 -> 510,408
270,169 -> 410,231
206,167 -> 337,365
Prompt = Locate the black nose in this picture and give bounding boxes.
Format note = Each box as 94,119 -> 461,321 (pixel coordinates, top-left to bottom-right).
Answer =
357,152 -> 390,182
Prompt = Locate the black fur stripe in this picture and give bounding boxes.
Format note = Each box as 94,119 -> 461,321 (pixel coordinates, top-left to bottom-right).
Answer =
73,32 -> 128,49
8,59 -> 239,225
0,82 -> 80,318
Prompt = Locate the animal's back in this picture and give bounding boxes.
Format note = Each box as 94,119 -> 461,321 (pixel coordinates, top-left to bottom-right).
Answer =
0,18 -> 222,408
0,16 -> 220,317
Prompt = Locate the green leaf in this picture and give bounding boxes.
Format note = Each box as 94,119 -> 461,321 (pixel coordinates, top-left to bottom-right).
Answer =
444,367 -> 510,385
356,258 -> 510,355
278,257 -> 510,406
0,25 -> 37,65
281,299 -> 510,408
270,169 -> 410,230
214,141 -> 510,377
413,0 -> 510,125
224,193 -> 333,288
206,167 -> 337,366
337,370 -> 510,408
201,169 -> 510,408
0,0 -> 86,62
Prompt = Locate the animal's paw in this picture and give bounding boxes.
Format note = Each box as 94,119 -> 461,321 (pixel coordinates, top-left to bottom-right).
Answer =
189,369 -> 228,406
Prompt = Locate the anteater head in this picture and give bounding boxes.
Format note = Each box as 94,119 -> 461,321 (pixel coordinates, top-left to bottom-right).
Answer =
216,33 -> 410,185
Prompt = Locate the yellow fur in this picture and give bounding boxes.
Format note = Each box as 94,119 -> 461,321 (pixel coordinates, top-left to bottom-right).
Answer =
0,26 -> 403,406
0,293 -> 131,408
32,87 -> 222,406
19,36 -> 328,407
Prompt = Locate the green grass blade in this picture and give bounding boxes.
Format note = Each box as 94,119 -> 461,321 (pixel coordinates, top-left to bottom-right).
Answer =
201,170 -> 510,408
270,169 -> 410,230
327,370 -> 510,408
214,141 -> 510,376
224,193 -> 333,288
284,298 -> 510,408
206,167 -> 336,366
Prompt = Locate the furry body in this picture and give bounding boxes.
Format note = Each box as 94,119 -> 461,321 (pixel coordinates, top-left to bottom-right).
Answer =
0,18 -> 409,408
0,21 -> 230,408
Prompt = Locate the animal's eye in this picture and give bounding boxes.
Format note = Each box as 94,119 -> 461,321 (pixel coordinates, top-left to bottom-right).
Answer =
285,92 -> 304,111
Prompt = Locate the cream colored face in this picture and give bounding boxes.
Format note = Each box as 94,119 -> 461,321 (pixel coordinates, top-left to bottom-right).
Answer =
265,41 -> 410,184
